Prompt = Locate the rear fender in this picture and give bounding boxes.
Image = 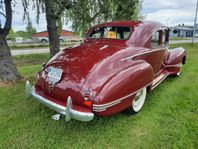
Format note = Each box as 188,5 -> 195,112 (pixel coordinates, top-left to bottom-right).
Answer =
94,60 -> 153,116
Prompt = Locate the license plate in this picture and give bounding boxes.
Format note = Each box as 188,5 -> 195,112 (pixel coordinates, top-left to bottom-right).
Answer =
48,67 -> 63,84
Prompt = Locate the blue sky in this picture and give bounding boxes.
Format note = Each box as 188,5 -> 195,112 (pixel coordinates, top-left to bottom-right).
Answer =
1,0 -> 197,32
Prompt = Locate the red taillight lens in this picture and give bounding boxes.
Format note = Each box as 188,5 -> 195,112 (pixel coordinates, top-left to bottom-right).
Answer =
84,101 -> 92,107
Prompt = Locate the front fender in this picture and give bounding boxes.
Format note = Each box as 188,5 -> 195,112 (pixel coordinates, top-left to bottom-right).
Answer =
165,47 -> 186,75
94,60 -> 153,116
165,47 -> 186,65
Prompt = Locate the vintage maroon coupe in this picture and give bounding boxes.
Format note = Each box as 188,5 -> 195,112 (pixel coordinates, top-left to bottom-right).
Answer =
25,21 -> 186,122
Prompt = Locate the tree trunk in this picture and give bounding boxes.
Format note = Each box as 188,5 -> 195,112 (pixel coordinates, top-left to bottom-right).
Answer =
0,0 -> 21,83
0,31 -> 21,82
45,0 -> 60,57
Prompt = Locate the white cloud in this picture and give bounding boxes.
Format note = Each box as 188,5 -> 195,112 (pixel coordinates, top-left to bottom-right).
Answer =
145,9 -> 195,26
142,0 -> 197,26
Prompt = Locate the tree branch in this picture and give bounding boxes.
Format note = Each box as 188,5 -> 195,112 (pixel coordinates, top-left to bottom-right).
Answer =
53,0 -> 72,18
0,11 -> 5,18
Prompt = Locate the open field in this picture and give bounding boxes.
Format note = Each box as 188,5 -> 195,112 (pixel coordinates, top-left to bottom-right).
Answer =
0,43 -> 198,148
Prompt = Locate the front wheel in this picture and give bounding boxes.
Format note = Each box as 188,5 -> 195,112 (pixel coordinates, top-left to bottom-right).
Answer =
125,87 -> 147,115
176,65 -> 182,76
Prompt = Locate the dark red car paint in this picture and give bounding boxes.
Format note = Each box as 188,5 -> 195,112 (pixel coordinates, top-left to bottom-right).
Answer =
35,21 -> 186,116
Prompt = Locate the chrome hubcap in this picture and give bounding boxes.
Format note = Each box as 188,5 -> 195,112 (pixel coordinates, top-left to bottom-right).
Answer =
132,87 -> 146,112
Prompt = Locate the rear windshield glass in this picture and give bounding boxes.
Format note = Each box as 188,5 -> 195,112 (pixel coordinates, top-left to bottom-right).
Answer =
89,26 -> 131,40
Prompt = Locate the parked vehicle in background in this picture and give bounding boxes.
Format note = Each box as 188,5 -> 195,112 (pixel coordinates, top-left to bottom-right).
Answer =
23,39 -> 33,44
15,37 -> 23,44
26,21 -> 186,123
36,37 -> 64,43
32,30 -> 81,43
14,37 -> 33,44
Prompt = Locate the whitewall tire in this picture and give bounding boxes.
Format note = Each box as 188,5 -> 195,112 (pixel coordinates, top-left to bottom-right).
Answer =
125,87 -> 147,114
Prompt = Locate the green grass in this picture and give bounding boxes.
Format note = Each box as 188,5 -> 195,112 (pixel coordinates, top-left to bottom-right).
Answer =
0,43 -> 198,148
10,42 -> 80,50
170,37 -> 191,41
13,53 -> 50,67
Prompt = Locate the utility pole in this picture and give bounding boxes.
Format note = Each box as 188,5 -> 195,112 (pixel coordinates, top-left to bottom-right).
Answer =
166,18 -> 170,27
192,0 -> 198,43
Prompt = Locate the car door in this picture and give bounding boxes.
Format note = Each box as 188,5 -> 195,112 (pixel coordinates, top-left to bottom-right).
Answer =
134,29 -> 164,74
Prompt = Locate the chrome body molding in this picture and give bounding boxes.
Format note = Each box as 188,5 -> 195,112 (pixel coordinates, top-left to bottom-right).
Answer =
93,82 -> 152,112
151,73 -> 169,90
25,81 -> 94,122
121,49 -> 166,62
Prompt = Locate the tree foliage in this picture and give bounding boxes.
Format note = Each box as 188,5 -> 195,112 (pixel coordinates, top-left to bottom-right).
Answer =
64,0 -> 142,35
6,28 -> 15,40
26,21 -> 36,39
64,0 -> 109,36
112,0 -> 141,21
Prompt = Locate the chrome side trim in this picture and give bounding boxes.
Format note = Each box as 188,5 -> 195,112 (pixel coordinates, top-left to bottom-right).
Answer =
121,49 -> 166,62
93,82 -> 152,112
151,73 -> 169,90
154,69 -> 164,77
25,81 -> 94,122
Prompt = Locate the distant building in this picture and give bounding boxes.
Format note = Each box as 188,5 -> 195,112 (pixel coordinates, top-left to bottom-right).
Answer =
32,30 -> 81,43
170,24 -> 198,38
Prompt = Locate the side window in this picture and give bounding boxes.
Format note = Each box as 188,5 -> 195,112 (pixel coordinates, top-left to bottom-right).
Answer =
151,31 -> 161,48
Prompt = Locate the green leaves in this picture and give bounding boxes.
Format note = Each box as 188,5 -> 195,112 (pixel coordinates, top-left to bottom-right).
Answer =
63,0 -> 142,36
113,0 -> 140,21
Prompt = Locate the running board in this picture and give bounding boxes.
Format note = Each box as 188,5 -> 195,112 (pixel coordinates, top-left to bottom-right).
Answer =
151,71 -> 169,90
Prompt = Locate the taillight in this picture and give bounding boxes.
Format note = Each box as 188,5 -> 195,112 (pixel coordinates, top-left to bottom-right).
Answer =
83,101 -> 92,107
83,90 -> 93,107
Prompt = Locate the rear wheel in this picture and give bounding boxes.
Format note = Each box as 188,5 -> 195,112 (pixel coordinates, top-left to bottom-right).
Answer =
41,39 -> 48,43
125,87 -> 147,114
59,39 -> 64,43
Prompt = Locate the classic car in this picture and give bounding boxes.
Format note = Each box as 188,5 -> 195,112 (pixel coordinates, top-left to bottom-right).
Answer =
25,21 -> 186,122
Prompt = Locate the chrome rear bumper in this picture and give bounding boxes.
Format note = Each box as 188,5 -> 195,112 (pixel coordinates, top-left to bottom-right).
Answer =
25,81 -> 94,122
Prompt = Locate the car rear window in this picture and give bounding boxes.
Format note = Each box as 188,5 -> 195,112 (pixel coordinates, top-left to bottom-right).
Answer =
89,26 -> 131,40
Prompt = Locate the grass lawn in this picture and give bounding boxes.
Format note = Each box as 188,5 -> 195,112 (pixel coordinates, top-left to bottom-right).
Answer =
0,43 -> 198,148
9,42 -> 80,50
170,37 -> 191,41
13,53 -> 50,67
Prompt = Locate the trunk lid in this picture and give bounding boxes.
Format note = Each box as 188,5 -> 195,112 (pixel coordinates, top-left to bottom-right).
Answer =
36,41 -> 125,105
